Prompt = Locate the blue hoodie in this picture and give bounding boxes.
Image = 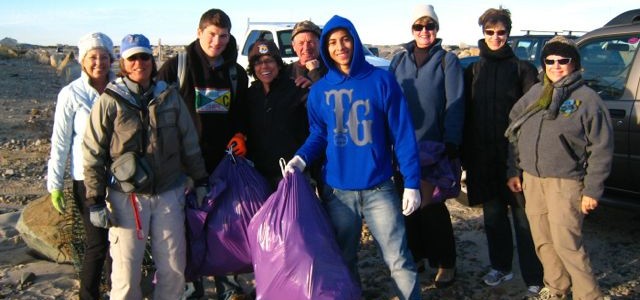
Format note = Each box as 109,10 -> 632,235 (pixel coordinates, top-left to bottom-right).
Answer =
295,15 -> 421,190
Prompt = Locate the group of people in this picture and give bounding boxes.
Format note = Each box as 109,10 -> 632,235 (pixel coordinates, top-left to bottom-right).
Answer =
46,4 -> 612,300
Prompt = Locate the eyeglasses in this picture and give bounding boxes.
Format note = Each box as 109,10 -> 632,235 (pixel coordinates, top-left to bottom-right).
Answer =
544,57 -> 572,65
484,29 -> 507,37
254,57 -> 276,67
126,53 -> 152,61
412,23 -> 436,32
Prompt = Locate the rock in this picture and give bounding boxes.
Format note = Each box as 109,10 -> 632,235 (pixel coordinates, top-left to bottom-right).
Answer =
15,194 -> 73,263
24,49 -> 51,65
18,271 -> 35,290
0,38 -> 18,48
57,52 -> 81,84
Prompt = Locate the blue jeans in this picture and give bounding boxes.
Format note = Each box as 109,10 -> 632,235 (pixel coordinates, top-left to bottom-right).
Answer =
322,180 -> 421,300
483,190 -> 543,287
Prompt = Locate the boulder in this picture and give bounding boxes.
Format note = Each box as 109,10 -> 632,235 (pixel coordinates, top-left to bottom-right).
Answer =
15,194 -> 73,263
24,49 -> 51,65
57,52 -> 81,84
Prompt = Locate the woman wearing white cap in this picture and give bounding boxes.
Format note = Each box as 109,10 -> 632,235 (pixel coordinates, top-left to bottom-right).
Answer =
389,4 -> 464,288
47,31 -> 114,299
82,34 -> 209,300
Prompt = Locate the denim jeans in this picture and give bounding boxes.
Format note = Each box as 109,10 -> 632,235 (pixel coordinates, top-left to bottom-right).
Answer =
322,180 -> 421,300
483,189 -> 543,287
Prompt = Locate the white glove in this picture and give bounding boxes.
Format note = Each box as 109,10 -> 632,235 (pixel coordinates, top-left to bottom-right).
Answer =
283,155 -> 306,176
402,188 -> 421,216
195,186 -> 208,208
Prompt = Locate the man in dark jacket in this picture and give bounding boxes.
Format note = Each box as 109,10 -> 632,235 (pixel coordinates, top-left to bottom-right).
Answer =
156,8 -> 249,300
286,20 -> 327,88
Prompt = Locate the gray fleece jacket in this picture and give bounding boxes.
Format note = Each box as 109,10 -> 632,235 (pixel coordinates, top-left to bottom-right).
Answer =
507,71 -> 613,199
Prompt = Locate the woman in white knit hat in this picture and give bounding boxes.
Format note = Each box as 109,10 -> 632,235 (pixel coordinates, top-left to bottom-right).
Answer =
389,3 -> 463,288
46,31 -> 115,299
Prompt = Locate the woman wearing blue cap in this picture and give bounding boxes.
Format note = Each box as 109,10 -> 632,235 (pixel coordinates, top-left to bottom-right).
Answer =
82,34 -> 209,300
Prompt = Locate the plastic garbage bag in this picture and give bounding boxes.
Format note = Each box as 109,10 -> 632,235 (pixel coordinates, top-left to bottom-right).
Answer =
185,155 -> 272,280
247,170 -> 360,300
418,141 -> 462,202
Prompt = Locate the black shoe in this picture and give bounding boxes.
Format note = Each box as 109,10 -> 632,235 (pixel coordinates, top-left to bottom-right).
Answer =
434,268 -> 456,288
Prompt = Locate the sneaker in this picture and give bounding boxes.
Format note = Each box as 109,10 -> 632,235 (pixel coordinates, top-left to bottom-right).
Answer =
522,287 -> 566,300
528,285 -> 542,294
482,269 -> 514,286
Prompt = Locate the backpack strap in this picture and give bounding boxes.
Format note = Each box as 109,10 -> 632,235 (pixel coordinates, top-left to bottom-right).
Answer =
229,66 -> 237,100
177,51 -> 187,89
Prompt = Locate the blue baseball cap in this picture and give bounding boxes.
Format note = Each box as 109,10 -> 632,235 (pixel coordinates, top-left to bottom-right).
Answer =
120,34 -> 152,59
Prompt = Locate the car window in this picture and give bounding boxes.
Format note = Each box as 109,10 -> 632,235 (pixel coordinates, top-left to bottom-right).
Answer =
579,35 -> 639,100
241,30 -> 273,56
276,30 -> 295,58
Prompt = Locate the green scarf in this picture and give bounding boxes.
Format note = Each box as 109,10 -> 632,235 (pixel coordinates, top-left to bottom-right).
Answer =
531,74 -> 554,112
504,74 -> 553,143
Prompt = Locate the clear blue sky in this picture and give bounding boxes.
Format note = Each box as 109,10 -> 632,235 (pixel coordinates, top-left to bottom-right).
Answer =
1,1 -> 637,47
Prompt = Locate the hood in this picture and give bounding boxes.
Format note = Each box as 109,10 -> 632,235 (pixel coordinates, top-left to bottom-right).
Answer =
320,15 -> 375,83
107,77 -> 169,109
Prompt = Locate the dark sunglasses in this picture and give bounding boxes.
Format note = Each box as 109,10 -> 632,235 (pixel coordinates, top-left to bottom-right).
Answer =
126,53 -> 152,61
544,57 -> 572,65
412,23 -> 436,32
484,29 -> 507,36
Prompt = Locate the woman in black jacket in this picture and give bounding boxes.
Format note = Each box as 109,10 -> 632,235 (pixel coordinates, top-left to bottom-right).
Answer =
239,39 -> 309,188
462,7 -> 543,296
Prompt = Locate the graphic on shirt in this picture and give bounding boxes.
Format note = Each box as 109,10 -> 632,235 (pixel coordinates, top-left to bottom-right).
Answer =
325,88 -> 373,147
559,99 -> 581,116
195,87 -> 231,113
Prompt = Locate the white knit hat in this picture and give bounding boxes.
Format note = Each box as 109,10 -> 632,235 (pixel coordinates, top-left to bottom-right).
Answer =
77,32 -> 114,62
412,4 -> 439,25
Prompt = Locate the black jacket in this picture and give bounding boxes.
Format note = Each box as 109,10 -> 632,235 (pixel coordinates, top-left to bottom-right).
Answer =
241,74 -> 309,179
157,36 -> 249,173
462,39 -> 538,205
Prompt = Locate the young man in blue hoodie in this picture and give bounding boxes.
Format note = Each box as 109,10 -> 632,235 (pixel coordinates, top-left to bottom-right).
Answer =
284,15 -> 423,300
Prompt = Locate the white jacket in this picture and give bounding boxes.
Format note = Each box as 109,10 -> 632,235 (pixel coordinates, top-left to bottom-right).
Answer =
47,71 -> 113,192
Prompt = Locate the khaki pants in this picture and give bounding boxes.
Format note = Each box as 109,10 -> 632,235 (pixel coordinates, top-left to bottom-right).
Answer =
522,173 -> 603,300
107,185 -> 186,300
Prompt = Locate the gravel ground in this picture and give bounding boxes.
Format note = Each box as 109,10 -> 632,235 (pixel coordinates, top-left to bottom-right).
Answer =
0,57 -> 638,300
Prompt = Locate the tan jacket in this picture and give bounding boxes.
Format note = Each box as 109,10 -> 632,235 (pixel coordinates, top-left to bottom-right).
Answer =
83,77 -> 207,202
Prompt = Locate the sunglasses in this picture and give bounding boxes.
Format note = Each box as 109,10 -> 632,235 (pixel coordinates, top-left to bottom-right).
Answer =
412,23 -> 437,32
544,57 -> 572,65
484,29 -> 507,36
126,53 -> 152,61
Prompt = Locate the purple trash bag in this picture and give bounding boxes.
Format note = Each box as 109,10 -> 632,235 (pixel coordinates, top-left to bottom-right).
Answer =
247,170 -> 361,300
418,141 -> 462,202
185,154 -> 272,280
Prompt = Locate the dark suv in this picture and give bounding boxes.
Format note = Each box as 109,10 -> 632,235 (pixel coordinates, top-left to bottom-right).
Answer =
575,9 -> 640,209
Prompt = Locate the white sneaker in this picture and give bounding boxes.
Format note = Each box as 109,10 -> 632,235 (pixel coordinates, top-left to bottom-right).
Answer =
482,269 -> 514,286
528,285 -> 542,294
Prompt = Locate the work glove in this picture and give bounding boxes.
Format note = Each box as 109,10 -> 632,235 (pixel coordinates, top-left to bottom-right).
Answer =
226,133 -> 247,157
89,204 -> 110,229
50,189 -> 65,214
195,186 -> 208,208
283,155 -> 306,176
402,188 -> 421,216
445,143 -> 460,160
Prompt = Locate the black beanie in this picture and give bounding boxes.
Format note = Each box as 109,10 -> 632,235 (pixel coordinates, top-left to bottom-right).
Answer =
540,36 -> 581,70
